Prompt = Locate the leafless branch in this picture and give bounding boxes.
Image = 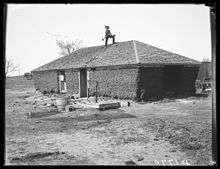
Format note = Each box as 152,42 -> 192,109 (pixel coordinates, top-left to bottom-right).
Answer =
56,39 -> 83,56
5,59 -> 19,76
46,32 -> 69,38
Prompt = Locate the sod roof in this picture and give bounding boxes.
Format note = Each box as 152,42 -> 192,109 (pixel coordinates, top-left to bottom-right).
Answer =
32,40 -> 200,72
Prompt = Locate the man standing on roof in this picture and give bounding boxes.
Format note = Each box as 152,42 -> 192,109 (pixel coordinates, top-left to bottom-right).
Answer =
102,26 -> 115,47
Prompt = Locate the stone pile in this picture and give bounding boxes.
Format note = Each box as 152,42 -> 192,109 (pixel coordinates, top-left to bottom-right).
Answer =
28,90 -> 131,114
31,90 -> 57,110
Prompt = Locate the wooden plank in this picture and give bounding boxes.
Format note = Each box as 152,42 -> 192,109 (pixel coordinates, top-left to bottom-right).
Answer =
98,102 -> 121,111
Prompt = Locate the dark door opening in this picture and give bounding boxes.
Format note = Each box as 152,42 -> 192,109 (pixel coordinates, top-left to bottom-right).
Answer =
163,65 -> 183,96
80,69 -> 87,97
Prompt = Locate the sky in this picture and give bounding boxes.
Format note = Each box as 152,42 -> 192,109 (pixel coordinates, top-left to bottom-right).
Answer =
6,4 -> 211,76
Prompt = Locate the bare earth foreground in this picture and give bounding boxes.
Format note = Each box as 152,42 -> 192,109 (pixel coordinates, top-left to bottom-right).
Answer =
5,77 -> 212,166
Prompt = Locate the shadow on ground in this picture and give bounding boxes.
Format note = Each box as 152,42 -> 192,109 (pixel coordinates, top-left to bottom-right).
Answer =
136,94 -> 210,104
28,109 -> 63,118
41,109 -> 136,123
10,151 -> 92,165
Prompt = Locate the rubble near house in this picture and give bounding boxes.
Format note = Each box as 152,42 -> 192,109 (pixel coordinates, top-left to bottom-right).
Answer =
26,87 -> 132,119
26,91 -> 58,118
32,91 -> 56,107
71,96 -> 131,110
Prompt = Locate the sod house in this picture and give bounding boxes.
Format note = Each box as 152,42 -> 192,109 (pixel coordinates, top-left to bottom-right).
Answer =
31,40 -> 200,100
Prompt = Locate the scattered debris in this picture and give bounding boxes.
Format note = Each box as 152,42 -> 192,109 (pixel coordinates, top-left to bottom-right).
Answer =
125,160 -> 137,165
71,94 -> 79,99
135,155 -> 144,161
56,98 -> 67,111
128,102 -> 131,106
65,105 -> 76,112
170,149 -> 177,152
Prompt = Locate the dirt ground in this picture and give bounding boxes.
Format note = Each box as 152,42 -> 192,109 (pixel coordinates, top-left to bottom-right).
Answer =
5,78 -> 213,166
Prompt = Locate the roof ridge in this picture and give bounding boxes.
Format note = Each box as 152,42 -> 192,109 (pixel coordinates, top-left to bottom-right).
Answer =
80,40 -> 134,50
132,40 -> 140,64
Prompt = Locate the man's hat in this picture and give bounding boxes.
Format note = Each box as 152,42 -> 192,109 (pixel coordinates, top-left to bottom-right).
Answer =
105,26 -> 109,29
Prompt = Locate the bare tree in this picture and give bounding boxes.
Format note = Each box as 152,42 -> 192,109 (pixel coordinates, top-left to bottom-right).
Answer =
5,59 -> 19,76
56,39 -> 83,56
202,58 -> 211,62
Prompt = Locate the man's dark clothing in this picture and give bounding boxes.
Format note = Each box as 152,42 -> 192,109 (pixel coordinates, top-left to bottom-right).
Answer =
105,29 -> 115,46
105,29 -> 112,37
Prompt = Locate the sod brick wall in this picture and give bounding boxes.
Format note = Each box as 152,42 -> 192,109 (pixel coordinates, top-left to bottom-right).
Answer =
32,65 -> 199,99
88,68 -> 139,99
136,66 -> 199,100
136,67 -> 164,100
179,66 -> 200,94
32,70 -> 58,92
65,69 -> 79,94
162,65 -> 183,95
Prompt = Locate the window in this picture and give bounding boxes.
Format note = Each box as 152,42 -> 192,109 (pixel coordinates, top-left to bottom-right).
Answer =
58,71 -> 67,93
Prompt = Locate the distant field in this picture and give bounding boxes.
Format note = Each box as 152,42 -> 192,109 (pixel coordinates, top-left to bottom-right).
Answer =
6,76 -> 35,91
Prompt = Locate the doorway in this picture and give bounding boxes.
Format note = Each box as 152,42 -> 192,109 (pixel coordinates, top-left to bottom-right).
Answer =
80,69 -> 87,97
